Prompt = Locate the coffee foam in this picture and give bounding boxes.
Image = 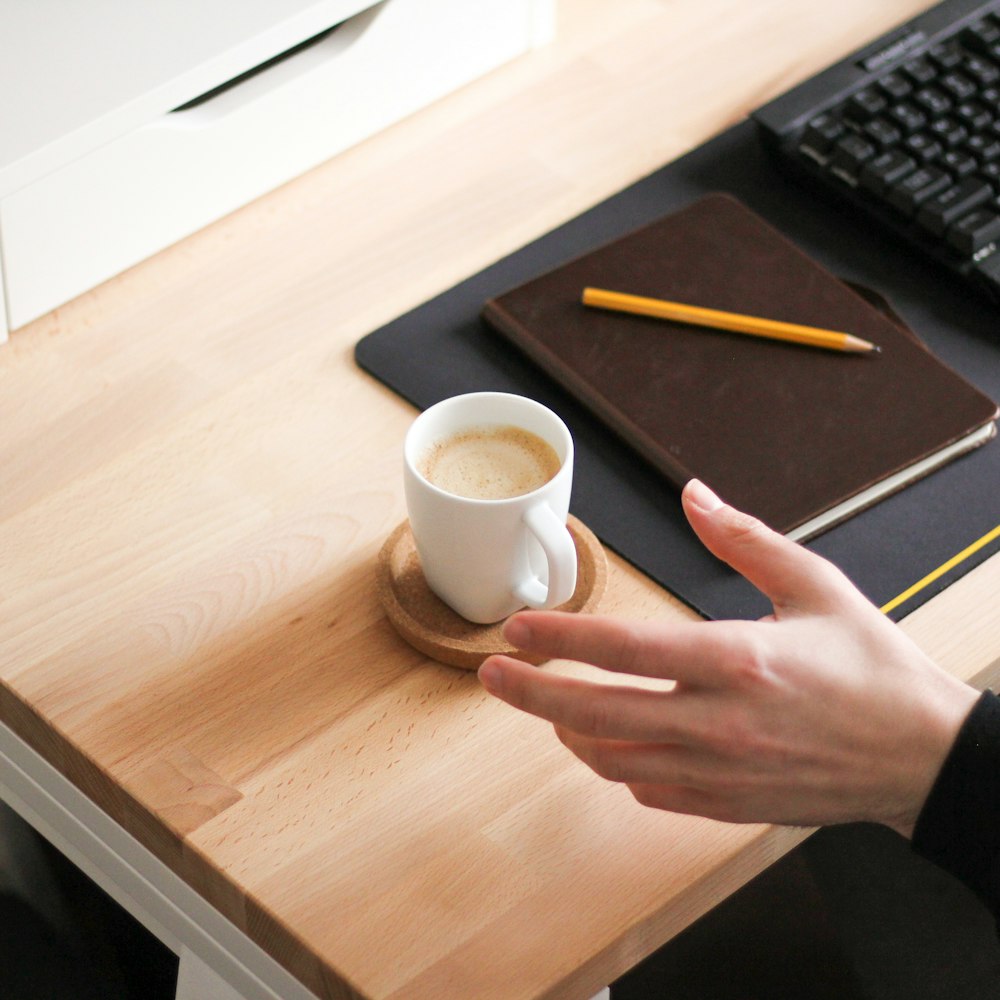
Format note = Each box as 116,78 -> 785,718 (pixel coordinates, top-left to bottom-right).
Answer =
419,424 -> 561,500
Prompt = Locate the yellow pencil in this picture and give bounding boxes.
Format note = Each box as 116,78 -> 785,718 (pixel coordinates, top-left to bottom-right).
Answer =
581,287 -> 880,354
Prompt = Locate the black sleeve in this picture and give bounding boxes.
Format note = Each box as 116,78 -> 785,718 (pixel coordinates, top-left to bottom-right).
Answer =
911,689 -> 1000,920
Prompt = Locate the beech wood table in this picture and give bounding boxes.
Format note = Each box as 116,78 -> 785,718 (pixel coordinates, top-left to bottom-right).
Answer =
2,1 -> 999,997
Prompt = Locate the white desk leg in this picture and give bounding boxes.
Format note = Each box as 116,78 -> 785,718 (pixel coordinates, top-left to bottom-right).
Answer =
589,990 -> 611,1000
177,946 -> 248,1000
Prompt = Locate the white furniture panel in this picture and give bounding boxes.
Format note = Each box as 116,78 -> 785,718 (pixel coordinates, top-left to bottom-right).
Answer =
0,0 -> 379,197
0,0 -> 552,337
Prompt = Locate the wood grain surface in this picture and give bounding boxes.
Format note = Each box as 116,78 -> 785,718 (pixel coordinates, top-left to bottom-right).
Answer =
3,1 -> 998,997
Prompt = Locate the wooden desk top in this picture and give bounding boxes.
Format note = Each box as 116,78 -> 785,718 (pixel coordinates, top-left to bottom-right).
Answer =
2,1 -> 998,997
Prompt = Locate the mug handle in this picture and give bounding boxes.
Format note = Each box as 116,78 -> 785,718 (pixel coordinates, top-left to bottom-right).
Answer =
514,505 -> 578,610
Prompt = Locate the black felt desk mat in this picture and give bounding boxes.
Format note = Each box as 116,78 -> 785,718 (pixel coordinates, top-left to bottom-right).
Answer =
355,120 -> 1000,621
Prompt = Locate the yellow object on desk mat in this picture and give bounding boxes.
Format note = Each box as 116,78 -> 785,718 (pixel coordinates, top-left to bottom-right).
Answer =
881,523 -> 1000,615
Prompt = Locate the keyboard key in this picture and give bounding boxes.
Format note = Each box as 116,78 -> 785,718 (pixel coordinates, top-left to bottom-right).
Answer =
845,88 -> 888,123
954,102 -> 992,130
940,72 -> 978,101
903,57 -> 938,85
800,113 -> 846,154
979,160 -> 1000,189
930,41 -> 964,69
915,87 -> 952,115
888,102 -> 927,132
829,133 -> 876,180
859,150 -> 917,194
887,165 -> 951,214
904,132 -> 943,162
928,117 -> 968,147
961,20 -> 1000,54
962,56 -> 1000,87
980,86 -> 1000,108
972,247 -> 1000,296
916,178 -> 993,235
967,132 -> 1000,161
942,150 -> 978,177
947,207 -> 1000,254
863,118 -> 902,147
960,21 -> 1000,59
879,72 -> 912,100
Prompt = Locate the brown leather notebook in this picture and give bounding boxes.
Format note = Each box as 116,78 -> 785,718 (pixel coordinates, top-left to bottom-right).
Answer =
482,194 -> 998,540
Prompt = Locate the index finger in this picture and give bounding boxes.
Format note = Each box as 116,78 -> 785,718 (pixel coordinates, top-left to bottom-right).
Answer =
478,653 -> 693,742
503,610 -> 752,688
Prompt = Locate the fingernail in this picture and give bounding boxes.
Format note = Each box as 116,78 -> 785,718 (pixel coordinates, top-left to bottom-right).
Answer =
502,614 -> 531,646
684,478 -> 724,512
478,658 -> 503,693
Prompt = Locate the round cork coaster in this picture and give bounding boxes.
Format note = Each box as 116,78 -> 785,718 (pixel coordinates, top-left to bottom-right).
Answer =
376,515 -> 607,670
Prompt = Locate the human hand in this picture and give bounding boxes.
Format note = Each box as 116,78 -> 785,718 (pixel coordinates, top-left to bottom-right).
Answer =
478,479 -> 979,837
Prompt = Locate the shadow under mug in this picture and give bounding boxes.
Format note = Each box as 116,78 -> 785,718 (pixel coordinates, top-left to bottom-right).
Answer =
403,392 -> 577,624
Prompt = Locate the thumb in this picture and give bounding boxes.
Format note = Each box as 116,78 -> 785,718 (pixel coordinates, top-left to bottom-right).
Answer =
681,479 -> 854,614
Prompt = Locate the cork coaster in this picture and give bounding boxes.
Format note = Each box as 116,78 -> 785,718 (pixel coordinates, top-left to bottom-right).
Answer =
376,515 -> 607,670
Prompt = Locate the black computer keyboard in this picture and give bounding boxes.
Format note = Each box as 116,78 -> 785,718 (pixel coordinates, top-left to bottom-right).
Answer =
752,0 -> 1000,303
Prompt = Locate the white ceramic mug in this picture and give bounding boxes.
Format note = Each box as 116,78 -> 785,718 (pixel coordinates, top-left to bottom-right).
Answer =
403,392 -> 577,624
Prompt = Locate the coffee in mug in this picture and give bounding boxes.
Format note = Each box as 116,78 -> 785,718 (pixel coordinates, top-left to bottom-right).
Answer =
417,425 -> 561,501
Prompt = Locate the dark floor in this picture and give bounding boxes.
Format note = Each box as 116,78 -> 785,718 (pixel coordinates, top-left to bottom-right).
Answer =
2,808 -> 999,999
0,803 -> 176,1000
614,824 -> 1000,1000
